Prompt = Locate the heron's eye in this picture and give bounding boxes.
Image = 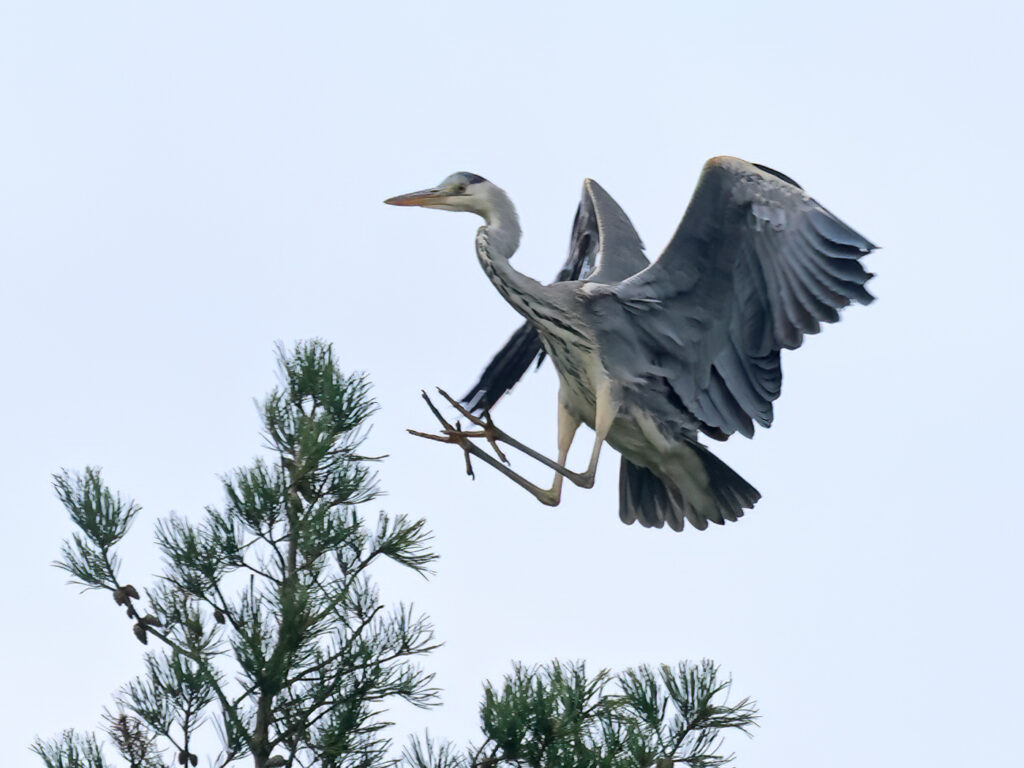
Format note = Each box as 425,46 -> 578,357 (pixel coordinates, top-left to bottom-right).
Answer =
454,183 -> 467,195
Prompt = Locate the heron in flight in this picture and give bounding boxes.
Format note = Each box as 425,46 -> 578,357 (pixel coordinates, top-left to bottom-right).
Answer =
385,157 -> 876,531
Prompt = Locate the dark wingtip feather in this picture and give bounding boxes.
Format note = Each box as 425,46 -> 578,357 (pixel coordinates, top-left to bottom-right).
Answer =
462,322 -> 545,412
753,162 -> 804,190
856,280 -> 876,305
809,208 -> 876,252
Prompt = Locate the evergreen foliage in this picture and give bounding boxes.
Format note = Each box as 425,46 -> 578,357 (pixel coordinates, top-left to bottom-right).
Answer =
36,340 -> 440,768
35,338 -> 758,768
402,660 -> 756,768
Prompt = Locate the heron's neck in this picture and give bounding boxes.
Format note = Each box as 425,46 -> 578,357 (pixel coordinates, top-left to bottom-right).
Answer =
480,189 -> 522,258
475,192 -> 548,320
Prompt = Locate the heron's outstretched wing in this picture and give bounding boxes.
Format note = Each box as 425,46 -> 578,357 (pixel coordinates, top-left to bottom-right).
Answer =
463,179 -> 649,411
585,156 -> 876,439
575,178 -> 649,284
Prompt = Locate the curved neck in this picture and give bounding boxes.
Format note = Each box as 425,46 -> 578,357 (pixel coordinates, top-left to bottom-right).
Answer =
478,185 -> 521,257
474,191 -> 548,319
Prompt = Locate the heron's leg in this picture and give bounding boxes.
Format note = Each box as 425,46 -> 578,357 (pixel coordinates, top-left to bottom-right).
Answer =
573,381 -> 617,488
408,391 -> 567,506
430,387 -> 614,489
542,399 -> 582,502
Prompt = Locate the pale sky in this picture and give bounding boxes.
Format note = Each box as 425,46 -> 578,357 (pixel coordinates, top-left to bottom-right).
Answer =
3,2 -> 1022,766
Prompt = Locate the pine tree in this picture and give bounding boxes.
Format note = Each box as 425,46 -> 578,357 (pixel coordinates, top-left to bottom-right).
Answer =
35,340 -> 440,768
403,660 -> 757,768
34,339 -> 758,768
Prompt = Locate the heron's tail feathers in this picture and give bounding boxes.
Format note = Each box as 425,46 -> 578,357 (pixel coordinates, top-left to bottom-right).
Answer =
618,447 -> 760,532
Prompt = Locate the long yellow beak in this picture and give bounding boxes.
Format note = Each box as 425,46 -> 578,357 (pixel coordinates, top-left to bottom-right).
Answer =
383,187 -> 447,207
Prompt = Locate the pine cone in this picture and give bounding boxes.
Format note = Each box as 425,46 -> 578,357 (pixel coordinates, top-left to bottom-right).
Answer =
124,584 -> 140,600
132,623 -> 148,645
266,756 -> 286,767
142,614 -> 163,627
213,608 -> 226,624
112,587 -> 129,607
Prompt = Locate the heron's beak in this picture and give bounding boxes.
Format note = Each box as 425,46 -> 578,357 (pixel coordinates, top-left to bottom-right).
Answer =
383,187 -> 450,207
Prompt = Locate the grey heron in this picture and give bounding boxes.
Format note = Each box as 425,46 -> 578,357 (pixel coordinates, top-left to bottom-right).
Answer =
385,157 -> 876,532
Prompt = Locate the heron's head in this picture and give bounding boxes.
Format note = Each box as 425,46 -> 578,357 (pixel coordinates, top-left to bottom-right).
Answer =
384,172 -> 497,216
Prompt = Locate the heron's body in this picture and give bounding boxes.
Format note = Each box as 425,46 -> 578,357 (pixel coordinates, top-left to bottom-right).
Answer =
387,157 -> 876,531
474,219 -> 604,424
478,239 -> 757,530
485,271 -> 695,489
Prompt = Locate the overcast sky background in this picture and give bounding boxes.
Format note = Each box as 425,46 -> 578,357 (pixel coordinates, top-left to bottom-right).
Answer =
3,2 -> 1022,766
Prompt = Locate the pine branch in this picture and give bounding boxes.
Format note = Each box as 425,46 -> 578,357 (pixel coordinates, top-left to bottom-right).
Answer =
53,468 -> 140,591
411,660 -> 756,768
31,730 -> 111,768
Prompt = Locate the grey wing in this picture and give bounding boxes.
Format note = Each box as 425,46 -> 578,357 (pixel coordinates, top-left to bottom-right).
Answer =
577,178 -> 649,283
585,156 -> 876,439
462,178 -> 649,412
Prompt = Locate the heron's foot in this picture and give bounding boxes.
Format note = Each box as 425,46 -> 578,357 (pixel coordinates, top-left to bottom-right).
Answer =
408,390 -> 563,505
406,425 -> 478,479
407,391 -> 512,481
434,388 -> 511,464
434,388 -> 597,488
409,388 -> 592,507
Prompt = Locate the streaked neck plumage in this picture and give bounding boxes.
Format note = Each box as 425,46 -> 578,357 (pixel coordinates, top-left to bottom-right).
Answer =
474,185 -> 548,321
477,184 -> 521,261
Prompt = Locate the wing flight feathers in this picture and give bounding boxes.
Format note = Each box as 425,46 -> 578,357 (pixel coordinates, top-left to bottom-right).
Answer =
586,156 -> 876,438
